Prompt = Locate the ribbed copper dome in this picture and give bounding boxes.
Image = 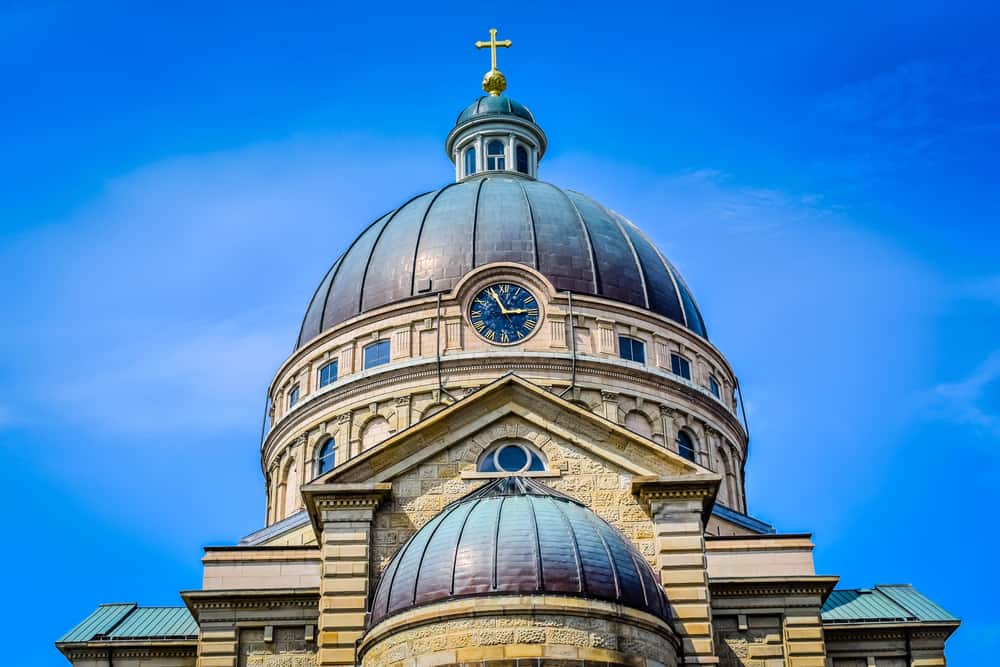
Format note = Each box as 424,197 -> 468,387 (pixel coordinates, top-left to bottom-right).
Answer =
297,175 -> 707,348
367,477 -> 670,628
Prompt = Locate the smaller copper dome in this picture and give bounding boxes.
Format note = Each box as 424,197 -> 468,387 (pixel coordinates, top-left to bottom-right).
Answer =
368,477 -> 670,627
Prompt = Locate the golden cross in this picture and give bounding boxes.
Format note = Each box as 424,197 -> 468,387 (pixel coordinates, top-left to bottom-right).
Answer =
475,28 -> 512,72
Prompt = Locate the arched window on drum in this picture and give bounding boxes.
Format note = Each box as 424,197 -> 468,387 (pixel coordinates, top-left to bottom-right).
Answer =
316,438 -> 335,476
676,430 -> 697,462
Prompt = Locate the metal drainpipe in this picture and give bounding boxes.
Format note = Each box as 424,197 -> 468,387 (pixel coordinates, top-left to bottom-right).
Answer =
435,293 -> 457,403
559,291 -> 578,398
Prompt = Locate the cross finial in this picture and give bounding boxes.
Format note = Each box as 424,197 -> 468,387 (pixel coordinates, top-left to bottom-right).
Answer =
474,28 -> 512,96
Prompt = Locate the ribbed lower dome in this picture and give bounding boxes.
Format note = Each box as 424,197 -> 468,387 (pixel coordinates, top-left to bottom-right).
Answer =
297,176 -> 707,349
367,477 -> 670,627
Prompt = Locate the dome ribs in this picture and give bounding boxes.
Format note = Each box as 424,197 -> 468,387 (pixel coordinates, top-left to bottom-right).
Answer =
413,182 -> 478,295
542,494 -> 586,594
452,494 -> 502,596
470,177 -> 486,267
565,191 -> 646,309
320,211 -> 393,331
600,201 -> 651,310
296,254 -> 341,349
361,191 -> 436,313
413,496 -> 479,608
367,477 -> 671,628
615,212 -> 688,327
516,179 -> 541,271
473,178 -> 535,268
449,497 -> 485,595
526,181 -> 598,294
300,179 -> 708,346
408,183 -> 458,297
557,185 -> 601,294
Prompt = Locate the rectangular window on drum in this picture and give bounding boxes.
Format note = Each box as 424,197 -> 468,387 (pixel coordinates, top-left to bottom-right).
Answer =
363,340 -> 391,369
287,384 -> 300,409
318,360 -> 339,388
709,375 -> 721,398
670,353 -> 691,380
618,336 -> 646,364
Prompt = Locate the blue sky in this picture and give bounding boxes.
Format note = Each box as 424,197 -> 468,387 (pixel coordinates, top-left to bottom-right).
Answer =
1,1 -> 998,663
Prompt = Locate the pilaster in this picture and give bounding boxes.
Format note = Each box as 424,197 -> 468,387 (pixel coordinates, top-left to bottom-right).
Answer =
302,483 -> 392,667
633,474 -> 721,666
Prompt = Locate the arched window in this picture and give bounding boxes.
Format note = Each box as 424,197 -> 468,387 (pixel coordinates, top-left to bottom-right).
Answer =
677,430 -> 696,462
464,146 -> 476,176
316,438 -> 335,476
716,447 -> 732,507
477,441 -> 546,473
516,144 -> 529,174
361,416 -> 390,451
486,140 -> 505,170
624,410 -> 653,439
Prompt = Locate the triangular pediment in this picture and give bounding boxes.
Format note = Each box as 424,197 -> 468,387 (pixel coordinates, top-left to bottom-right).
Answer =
318,374 -> 713,485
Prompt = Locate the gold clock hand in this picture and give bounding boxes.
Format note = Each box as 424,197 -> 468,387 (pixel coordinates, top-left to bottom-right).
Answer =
488,288 -> 509,314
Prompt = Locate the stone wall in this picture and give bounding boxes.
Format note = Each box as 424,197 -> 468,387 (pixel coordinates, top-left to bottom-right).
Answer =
359,603 -> 677,667
238,627 -> 316,667
369,415 -> 661,577
262,264 -> 747,526
713,615 -> 785,666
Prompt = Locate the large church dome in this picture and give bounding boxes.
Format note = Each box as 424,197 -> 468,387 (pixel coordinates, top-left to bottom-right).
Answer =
296,175 -> 707,348
367,476 -> 671,628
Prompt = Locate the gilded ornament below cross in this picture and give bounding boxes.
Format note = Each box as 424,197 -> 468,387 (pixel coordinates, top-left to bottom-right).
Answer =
475,28 -> 512,96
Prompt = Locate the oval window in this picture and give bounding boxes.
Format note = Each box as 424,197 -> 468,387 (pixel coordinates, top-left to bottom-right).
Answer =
477,442 -> 547,473
496,444 -> 529,472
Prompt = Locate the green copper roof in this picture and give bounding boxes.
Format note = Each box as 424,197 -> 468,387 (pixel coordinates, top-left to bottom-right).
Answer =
822,585 -> 958,625
59,603 -> 197,643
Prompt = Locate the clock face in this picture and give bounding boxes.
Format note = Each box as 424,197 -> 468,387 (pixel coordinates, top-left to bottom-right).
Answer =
469,282 -> 540,345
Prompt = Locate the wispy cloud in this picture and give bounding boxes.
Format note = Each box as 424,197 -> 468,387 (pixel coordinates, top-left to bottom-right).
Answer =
926,350 -> 1000,437
0,133 -> 442,439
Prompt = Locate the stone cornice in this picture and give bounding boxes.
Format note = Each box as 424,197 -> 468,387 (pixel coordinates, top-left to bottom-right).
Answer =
56,642 -> 196,660
262,353 -> 746,467
181,587 -> 319,619
301,482 -> 392,535
823,620 -> 960,642
631,474 -> 721,524
709,576 -> 839,604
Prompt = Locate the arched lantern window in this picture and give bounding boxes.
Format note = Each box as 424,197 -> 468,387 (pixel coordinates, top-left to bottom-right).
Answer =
464,146 -> 476,176
516,144 -> 529,174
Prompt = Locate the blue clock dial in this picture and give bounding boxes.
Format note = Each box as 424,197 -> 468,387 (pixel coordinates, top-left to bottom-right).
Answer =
469,282 -> 540,345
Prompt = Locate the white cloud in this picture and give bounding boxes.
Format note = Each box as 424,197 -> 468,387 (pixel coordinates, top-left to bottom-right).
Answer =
927,350 -> 1000,436
1,133 -> 444,438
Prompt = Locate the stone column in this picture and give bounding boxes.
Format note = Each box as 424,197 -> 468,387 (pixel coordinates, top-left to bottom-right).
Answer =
633,475 -> 721,666
303,483 -> 392,667
601,391 -> 620,423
